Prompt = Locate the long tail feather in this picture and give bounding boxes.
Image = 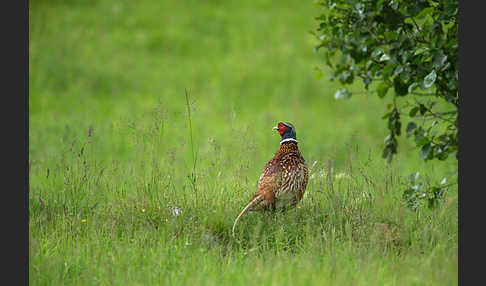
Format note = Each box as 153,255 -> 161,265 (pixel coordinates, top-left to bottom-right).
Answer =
232,194 -> 264,238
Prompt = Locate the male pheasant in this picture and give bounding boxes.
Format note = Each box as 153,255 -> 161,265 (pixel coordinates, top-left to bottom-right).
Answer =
232,121 -> 309,237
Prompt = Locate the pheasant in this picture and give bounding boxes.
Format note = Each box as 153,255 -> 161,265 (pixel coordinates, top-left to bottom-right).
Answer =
232,121 -> 309,237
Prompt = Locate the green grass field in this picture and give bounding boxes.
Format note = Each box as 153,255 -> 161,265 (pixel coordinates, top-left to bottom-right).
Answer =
29,0 -> 458,285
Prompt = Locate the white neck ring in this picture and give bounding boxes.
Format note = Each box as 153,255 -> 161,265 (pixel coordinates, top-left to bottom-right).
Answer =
280,138 -> 298,145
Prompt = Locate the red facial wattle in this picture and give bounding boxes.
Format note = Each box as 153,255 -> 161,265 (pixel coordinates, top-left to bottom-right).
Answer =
278,123 -> 286,135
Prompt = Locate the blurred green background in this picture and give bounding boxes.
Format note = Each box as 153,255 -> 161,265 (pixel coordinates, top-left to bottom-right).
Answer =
29,0 -> 455,176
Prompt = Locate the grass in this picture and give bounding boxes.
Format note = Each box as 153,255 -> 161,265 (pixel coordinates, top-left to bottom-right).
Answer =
29,0 -> 457,285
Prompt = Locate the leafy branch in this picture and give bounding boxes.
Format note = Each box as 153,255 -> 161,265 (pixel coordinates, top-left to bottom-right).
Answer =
314,0 -> 458,163
313,0 -> 458,210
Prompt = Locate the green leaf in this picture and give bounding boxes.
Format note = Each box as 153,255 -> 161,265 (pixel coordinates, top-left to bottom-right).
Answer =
393,77 -> 408,96
393,65 -> 403,76
423,70 -> 437,88
414,47 -> 429,56
409,106 -> 419,117
384,31 -> 398,41
400,71 -> 411,82
377,82 -> 389,98
406,122 -> 417,137
371,49 -> 383,60
433,51 -> 448,69
408,172 -> 421,185
414,172 -> 420,182
415,7 -> 434,19
419,143 -> 432,160
415,134 -> 428,147
440,62 -> 451,72
419,104 -> 427,115
334,88 -> 352,99
382,64 -> 396,79
408,82 -> 419,93
382,111 -> 392,119
379,53 -> 391,62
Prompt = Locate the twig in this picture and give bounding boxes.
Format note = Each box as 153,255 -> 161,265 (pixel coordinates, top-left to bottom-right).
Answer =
37,195 -> 45,211
409,16 -> 427,43
411,92 -> 436,97
440,182 -> 457,189
424,110 -> 456,124
90,202 -> 99,212
411,98 -> 457,124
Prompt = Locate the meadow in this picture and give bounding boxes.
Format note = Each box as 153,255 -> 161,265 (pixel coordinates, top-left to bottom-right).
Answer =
29,0 -> 458,285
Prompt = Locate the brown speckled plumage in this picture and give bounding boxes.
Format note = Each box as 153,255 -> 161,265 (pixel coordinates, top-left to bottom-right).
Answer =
232,122 -> 308,237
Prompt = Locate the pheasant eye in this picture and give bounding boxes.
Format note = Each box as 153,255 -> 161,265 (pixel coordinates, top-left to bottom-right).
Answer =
278,123 -> 286,135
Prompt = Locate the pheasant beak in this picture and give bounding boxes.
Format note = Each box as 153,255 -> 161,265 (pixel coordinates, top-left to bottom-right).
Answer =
273,126 -> 279,131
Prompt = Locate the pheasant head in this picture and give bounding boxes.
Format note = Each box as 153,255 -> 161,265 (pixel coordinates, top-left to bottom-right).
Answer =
273,121 -> 297,144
